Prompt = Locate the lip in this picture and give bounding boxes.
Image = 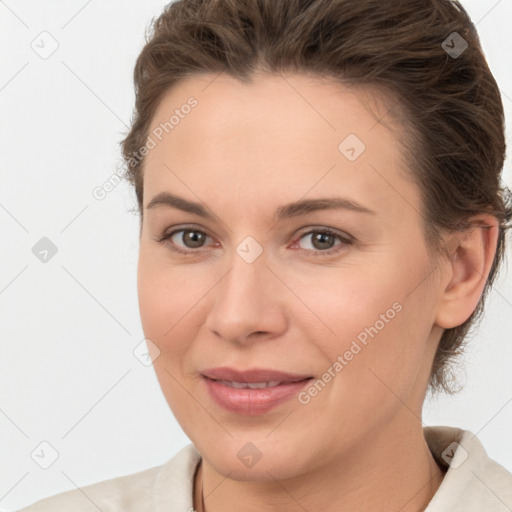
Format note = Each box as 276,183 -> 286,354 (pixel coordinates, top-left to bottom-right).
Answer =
201,367 -> 312,383
201,367 -> 314,415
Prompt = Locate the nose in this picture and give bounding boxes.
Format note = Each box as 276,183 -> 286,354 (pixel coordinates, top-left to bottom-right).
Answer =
204,248 -> 287,345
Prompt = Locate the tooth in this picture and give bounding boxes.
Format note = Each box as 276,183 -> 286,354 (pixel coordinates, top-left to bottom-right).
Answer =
227,381 -> 249,389
218,380 -> 284,389
247,382 -> 268,389
246,381 -> 283,389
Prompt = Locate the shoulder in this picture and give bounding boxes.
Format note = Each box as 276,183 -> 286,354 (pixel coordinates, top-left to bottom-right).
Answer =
16,444 -> 201,512
16,466 -> 159,512
425,426 -> 512,511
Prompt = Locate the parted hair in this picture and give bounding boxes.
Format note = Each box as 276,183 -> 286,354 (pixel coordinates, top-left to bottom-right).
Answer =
120,0 -> 512,394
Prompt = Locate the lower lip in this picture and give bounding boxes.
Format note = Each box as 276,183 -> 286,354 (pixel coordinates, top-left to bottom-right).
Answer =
202,376 -> 313,415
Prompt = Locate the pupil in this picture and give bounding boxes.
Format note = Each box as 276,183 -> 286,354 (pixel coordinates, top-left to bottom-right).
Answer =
314,232 -> 333,250
185,231 -> 204,248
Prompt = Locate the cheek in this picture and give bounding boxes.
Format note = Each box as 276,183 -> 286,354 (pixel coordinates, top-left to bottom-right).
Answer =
137,256 -> 205,424
302,255 -> 432,394
300,265 -> 402,349
137,251 -> 196,355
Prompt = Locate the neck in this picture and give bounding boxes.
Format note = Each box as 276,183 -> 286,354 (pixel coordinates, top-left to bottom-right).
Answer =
194,461 -> 204,512
193,423 -> 445,512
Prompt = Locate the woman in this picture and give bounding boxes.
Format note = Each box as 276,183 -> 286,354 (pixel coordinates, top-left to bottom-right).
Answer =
18,0 -> 512,510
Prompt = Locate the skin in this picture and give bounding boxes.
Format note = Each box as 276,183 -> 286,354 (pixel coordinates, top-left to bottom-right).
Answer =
137,72 -> 498,511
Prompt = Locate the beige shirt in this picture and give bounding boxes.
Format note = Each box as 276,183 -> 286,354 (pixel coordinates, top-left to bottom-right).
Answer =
17,426 -> 512,511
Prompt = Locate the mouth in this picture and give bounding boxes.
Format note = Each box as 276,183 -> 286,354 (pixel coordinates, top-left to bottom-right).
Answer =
210,379 -> 286,389
201,366 -> 313,384
200,367 -> 314,415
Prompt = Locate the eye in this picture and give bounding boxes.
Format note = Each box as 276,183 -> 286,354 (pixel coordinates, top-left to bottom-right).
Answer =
156,226 -> 354,256
292,228 -> 353,256
157,227 -> 214,255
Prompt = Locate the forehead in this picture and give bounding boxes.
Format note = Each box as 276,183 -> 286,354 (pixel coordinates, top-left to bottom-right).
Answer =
143,72 -> 419,221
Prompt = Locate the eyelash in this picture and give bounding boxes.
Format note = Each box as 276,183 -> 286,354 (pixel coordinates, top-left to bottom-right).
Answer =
156,226 -> 354,257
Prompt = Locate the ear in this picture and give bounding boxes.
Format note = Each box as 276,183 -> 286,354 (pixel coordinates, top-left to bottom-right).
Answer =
434,214 -> 499,329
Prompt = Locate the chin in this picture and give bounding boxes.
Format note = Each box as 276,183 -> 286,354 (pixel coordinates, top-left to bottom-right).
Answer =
194,433 -> 313,481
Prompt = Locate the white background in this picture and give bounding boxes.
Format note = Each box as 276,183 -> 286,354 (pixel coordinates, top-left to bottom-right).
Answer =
1,1 -> 511,510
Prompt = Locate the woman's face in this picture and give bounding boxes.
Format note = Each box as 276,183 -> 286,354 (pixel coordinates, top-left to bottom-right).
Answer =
137,72 -> 446,480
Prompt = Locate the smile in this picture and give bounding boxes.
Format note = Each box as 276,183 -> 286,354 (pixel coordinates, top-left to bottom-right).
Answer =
202,375 -> 313,415
215,380 -> 282,389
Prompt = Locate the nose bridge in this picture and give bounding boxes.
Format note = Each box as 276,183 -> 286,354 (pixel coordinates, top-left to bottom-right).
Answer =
220,232 -> 270,302
221,246 -> 268,313
205,244 -> 279,341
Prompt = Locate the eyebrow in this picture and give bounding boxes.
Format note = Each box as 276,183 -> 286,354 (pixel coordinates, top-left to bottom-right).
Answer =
146,192 -> 376,221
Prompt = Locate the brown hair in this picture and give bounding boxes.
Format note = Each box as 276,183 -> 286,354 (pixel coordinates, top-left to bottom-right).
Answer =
120,0 -> 512,394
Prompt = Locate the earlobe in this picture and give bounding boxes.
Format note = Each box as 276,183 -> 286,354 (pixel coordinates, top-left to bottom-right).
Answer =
434,214 -> 499,329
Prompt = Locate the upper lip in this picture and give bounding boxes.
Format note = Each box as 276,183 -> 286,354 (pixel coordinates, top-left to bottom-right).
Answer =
201,367 -> 313,383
